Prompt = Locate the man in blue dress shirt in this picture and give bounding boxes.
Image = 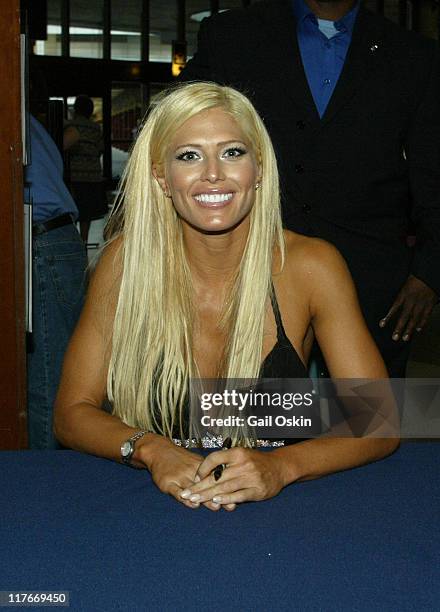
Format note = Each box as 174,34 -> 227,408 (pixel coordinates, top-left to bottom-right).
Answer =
294,0 -> 359,118
25,113 -> 87,448
182,0 -> 440,377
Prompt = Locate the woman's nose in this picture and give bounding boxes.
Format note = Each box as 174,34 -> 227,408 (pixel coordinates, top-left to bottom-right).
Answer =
202,157 -> 224,182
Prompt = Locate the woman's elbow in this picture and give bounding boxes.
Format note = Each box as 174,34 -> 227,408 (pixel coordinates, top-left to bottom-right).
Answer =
53,395 -> 80,449
372,436 -> 400,461
53,401 -> 69,447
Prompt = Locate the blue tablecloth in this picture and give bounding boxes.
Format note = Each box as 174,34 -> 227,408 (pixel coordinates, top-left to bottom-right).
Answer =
0,444 -> 438,611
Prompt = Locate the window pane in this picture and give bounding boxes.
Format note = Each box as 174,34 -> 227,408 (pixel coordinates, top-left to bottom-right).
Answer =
150,0 -> 176,62
34,0 -> 62,56
111,0 -> 142,61
70,0 -> 104,59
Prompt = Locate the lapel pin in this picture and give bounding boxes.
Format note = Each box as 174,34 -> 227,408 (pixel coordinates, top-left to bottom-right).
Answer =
370,43 -> 379,52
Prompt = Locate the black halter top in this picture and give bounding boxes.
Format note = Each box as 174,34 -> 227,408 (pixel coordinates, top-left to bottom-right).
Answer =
260,288 -> 308,379
167,286 -> 311,445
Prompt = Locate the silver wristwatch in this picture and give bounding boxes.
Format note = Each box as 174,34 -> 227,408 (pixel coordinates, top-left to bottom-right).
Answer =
120,430 -> 148,466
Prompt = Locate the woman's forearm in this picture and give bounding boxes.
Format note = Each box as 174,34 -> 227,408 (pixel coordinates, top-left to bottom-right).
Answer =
273,437 -> 399,486
53,401 -> 159,466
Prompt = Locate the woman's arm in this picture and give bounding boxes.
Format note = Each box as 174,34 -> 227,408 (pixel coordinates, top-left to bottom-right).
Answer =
54,238 -> 137,458
275,240 -> 399,483
182,240 -> 399,506
53,239 -> 220,510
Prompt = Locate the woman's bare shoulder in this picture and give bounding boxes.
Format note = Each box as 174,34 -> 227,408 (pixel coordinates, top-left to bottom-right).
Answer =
283,230 -> 349,281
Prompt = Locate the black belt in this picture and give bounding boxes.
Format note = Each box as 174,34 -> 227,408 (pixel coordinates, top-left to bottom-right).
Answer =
32,213 -> 74,237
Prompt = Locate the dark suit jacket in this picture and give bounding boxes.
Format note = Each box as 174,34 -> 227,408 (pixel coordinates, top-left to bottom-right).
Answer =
181,1 -> 440,342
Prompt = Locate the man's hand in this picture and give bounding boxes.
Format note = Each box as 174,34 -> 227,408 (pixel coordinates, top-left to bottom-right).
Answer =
179,447 -> 290,507
379,275 -> 437,341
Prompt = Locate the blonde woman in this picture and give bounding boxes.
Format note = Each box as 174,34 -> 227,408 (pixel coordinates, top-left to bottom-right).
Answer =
54,82 -> 397,511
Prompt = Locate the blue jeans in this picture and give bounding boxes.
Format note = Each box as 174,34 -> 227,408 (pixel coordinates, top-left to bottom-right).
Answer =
27,224 -> 88,449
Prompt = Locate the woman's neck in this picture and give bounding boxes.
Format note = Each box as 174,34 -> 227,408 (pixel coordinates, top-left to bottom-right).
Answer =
182,220 -> 249,296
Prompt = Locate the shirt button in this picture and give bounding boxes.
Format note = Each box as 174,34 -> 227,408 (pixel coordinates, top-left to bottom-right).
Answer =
302,204 -> 311,213
296,120 -> 306,129
295,164 -> 304,173
324,78 -> 331,85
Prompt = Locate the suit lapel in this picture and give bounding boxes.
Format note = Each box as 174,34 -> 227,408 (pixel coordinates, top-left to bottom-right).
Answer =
263,1 -> 320,123
321,8 -> 387,125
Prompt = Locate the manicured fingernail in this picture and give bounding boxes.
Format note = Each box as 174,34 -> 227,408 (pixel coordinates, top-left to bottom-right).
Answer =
180,489 -> 191,499
189,494 -> 200,502
403,334 -> 409,341
379,319 -> 386,327
212,496 -> 222,503
392,333 -> 399,341
212,502 -> 221,509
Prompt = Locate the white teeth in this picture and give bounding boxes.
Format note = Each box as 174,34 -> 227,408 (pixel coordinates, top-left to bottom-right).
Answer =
194,193 -> 233,203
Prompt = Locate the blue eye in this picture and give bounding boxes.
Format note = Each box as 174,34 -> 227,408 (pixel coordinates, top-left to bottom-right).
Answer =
223,147 -> 247,158
176,150 -> 200,161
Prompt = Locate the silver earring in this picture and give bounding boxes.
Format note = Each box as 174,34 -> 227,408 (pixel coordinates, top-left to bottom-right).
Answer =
255,182 -> 261,190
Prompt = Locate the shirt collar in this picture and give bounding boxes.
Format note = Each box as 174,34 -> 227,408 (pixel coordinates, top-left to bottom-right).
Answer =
292,0 -> 360,34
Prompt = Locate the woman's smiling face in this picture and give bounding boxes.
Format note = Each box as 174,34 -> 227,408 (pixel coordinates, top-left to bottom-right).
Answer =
154,107 -> 261,234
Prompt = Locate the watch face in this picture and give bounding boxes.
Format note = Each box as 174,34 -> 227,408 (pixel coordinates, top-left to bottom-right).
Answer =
121,441 -> 132,458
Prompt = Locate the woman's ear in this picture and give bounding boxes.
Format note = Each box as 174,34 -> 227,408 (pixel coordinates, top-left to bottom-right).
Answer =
256,157 -> 262,187
152,164 -> 170,197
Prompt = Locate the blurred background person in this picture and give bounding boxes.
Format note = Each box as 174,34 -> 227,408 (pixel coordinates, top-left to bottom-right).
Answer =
64,95 -> 108,245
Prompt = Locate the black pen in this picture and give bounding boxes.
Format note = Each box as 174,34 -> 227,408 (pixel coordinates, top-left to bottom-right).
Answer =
213,436 -> 232,481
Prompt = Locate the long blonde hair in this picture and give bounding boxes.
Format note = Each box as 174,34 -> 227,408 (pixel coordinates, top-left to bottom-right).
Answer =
105,82 -> 284,437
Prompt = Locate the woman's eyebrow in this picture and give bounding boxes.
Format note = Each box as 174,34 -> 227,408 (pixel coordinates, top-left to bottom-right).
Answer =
174,143 -> 202,149
174,140 -> 247,150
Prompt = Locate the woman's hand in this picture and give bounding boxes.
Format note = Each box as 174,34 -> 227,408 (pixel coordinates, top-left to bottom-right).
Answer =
137,437 -> 225,511
180,448 -> 290,507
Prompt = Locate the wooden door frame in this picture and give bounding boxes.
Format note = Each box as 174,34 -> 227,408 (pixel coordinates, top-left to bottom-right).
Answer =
0,0 -> 27,449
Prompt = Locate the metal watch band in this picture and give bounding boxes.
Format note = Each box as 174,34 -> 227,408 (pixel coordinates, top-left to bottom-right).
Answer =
121,430 -> 148,466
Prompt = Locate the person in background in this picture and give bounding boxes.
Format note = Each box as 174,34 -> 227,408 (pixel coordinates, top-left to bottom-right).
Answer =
54,83 -> 397,511
181,0 -> 440,378
26,80 -> 87,448
64,95 -> 108,245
